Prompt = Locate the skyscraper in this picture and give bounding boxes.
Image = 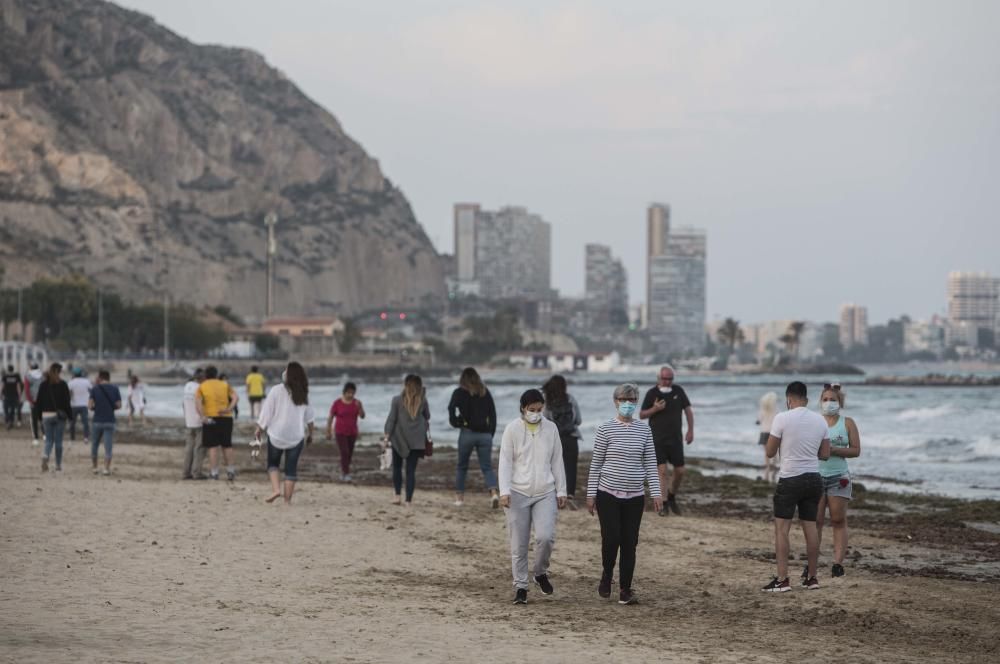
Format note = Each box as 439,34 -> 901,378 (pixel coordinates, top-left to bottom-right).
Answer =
645,203 -> 670,328
452,204 -> 551,301
585,243 -> 628,328
838,303 -> 869,348
947,272 -> 999,347
647,221 -> 707,356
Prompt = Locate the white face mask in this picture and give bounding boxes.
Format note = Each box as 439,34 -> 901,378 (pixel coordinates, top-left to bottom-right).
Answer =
523,411 -> 542,424
659,386 -> 672,394
821,400 -> 840,415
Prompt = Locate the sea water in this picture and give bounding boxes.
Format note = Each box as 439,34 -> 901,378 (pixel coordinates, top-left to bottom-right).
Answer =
138,371 -> 1000,499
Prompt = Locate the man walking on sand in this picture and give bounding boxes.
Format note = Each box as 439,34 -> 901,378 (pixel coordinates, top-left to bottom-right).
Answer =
182,368 -> 207,479
761,381 -> 830,592
245,366 -> 266,420
639,365 -> 694,516
2,365 -> 23,430
196,366 -> 238,481
89,370 -> 122,475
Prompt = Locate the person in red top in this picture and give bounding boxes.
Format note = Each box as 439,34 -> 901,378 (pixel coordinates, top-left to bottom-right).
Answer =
325,382 -> 365,482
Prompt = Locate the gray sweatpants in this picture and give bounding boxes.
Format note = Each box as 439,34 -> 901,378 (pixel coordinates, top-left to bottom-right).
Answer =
183,426 -> 205,478
506,490 -> 558,590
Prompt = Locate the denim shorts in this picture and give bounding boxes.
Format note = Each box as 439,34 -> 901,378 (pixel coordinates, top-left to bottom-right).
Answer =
822,474 -> 853,500
773,472 -> 823,520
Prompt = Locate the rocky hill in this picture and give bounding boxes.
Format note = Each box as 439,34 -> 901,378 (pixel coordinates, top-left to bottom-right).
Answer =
0,0 -> 445,318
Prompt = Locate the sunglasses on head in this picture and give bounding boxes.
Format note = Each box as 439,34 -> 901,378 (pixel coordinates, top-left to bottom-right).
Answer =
823,382 -> 842,390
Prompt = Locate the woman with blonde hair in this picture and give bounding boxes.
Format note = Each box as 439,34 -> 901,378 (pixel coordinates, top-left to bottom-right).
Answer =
448,367 -> 499,507
812,383 -> 861,579
757,392 -> 779,483
383,374 -> 431,506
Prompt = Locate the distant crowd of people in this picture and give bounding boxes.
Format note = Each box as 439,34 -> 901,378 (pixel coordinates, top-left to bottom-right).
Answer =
2,360 -> 861,602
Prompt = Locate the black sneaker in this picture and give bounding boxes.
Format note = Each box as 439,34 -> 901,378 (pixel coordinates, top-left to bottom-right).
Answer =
667,494 -> 681,515
761,577 -> 791,593
512,588 -> 528,605
534,574 -> 553,595
804,576 -> 820,590
618,588 -> 637,605
227,470 -> 236,481
598,575 -> 612,598
210,472 -> 219,480
657,506 -> 668,517
831,563 -> 845,578
801,564 -> 809,580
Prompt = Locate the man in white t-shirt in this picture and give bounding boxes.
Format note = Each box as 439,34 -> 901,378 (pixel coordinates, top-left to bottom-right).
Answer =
181,369 -> 206,479
68,368 -> 93,442
761,381 -> 830,593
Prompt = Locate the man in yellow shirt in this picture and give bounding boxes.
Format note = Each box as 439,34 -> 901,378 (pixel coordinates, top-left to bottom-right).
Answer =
245,366 -> 266,419
196,366 -> 238,481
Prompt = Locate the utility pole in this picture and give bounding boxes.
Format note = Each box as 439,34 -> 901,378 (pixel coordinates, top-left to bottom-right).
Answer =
264,212 -> 278,319
97,288 -> 103,362
16,287 -> 22,340
163,293 -> 170,364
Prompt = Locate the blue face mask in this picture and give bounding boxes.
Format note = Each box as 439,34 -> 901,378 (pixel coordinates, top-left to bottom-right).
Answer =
617,401 -> 637,418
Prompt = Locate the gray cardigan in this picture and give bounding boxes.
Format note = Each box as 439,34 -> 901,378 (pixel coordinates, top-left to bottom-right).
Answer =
384,394 -> 430,457
543,394 -> 583,440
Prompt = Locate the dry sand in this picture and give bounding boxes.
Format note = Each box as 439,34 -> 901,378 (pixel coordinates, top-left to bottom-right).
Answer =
1,418 -> 997,663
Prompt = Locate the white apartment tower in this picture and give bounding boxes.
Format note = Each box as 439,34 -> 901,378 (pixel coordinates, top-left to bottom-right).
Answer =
839,303 -> 869,348
947,272 -> 1000,347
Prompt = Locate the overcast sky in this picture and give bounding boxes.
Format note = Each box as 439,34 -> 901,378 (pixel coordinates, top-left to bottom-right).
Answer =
120,0 -> 1000,325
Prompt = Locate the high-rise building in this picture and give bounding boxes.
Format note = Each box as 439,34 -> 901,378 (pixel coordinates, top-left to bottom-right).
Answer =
839,303 -> 869,348
947,272 -> 999,347
585,244 -> 628,328
647,225 -> 707,356
644,203 -> 670,328
452,204 -> 551,301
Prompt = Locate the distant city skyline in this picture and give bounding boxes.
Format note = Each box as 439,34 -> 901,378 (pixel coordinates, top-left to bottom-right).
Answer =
120,0 -> 1000,324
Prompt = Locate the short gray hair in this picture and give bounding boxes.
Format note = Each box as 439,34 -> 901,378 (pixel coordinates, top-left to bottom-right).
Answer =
613,383 -> 639,401
660,364 -> 675,375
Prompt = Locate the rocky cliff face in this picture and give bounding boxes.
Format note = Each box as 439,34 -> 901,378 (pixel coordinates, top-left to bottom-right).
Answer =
0,0 -> 445,318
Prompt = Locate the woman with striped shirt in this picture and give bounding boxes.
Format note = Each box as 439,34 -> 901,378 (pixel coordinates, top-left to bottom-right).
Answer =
587,383 -> 662,605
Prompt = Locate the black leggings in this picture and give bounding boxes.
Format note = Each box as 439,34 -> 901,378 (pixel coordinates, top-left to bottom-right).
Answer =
392,450 -> 421,502
560,433 -> 579,496
596,491 -> 645,590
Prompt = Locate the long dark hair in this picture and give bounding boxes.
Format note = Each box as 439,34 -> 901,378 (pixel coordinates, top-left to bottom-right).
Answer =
459,367 -> 486,397
284,362 -> 309,406
46,362 -> 63,384
542,374 -> 569,406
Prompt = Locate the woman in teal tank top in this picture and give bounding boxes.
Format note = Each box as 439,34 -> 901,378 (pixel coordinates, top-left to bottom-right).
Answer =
816,385 -> 861,579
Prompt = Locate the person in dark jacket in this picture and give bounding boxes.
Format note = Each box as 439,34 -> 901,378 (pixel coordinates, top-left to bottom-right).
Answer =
542,374 -> 583,509
34,362 -> 72,472
448,367 -> 499,508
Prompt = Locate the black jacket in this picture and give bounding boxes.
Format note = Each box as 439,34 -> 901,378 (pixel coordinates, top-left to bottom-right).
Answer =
447,388 -> 497,436
34,379 -> 72,418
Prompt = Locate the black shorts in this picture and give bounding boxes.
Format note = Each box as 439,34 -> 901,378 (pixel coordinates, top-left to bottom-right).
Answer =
249,396 -> 263,403
654,437 -> 684,466
773,473 -> 823,520
202,417 -> 234,448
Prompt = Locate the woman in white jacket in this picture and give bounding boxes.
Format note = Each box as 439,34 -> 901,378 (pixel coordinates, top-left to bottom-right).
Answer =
499,388 -> 567,605
256,362 -> 315,505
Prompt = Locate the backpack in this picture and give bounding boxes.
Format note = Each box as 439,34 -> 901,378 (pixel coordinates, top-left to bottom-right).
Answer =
549,399 -> 576,436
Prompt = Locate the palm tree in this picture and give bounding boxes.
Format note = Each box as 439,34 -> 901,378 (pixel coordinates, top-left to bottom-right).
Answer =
778,333 -> 795,361
787,321 -> 806,362
716,317 -> 745,354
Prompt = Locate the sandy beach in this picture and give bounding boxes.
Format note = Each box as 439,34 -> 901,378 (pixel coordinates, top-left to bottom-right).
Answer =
1,418 -> 997,663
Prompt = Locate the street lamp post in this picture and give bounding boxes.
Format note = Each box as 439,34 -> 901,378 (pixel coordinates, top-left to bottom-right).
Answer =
265,212 -> 278,319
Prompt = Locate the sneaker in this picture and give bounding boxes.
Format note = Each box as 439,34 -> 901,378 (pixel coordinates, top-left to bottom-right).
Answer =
41,457 -> 48,472
182,475 -> 194,480
804,576 -> 820,590
618,588 -> 637,605
32,438 -> 40,447
801,564 -> 810,581
512,588 -> 528,605
226,471 -> 236,481
452,500 -> 465,507
598,575 -> 612,598
667,494 -> 681,515
210,472 -> 219,480
491,494 -> 500,509
93,467 -> 100,475
343,474 -> 353,482
761,577 -> 791,593
831,563 -> 845,578
657,506 -> 668,517
534,574 -> 553,595
102,468 -> 111,476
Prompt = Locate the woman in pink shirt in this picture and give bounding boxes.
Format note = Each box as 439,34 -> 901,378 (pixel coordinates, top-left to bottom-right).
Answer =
326,382 -> 365,481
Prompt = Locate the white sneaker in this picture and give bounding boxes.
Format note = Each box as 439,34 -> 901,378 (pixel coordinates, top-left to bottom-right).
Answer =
32,439 -> 39,447
452,500 -> 465,507
92,467 -> 100,475
102,468 -> 111,476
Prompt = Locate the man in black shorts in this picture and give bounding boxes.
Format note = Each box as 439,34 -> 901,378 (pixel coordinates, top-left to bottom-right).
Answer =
761,381 -> 830,592
640,365 -> 694,516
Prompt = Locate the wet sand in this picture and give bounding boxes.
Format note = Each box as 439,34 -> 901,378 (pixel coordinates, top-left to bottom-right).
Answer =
1,418 -> 997,663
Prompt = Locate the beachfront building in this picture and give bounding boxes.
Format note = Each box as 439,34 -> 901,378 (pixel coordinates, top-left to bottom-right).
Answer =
507,350 -> 622,373
584,243 -> 629,330
839,303 -> 869,349
451,203 -> 552,301
261,317 -> 345,357
646,210 -> 707,356
904,316 -> 947,356
947,271 -> 999,348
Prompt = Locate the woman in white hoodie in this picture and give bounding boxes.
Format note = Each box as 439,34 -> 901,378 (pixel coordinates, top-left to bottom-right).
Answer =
499,388 -> 567,605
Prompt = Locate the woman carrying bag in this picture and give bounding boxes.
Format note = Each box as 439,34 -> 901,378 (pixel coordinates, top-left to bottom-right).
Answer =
383,374 -> 431,507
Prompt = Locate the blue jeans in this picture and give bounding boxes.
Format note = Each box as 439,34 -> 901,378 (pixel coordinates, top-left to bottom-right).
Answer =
91,421 -> 116,460
42,416 -> 66,467
267,440 -> 304,482
70,406 -> 90,440
456,430 -> 497,492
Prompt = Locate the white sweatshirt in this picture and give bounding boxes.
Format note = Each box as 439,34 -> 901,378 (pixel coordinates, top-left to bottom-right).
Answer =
499,417 -> 567,498
257,384 -> 316,450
